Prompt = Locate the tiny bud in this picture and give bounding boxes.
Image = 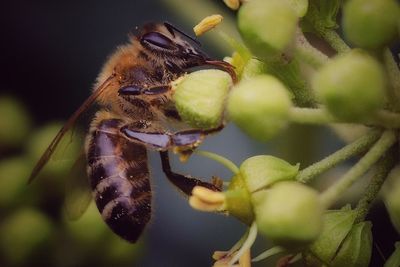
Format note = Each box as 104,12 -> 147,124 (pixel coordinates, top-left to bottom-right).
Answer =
330,221 -> 373,267
173,69 -> 232,129
287,0 -> 309,18
308,206 -> 357,263
384,242 -> 400,267
240,58 -> 267,81
0,96 -> 31,148
240,155 -> 299,192
238,0 -> 298,62
252,181 -> 323,247
193,15 -> 223,36
0,209 -> 53,265
383,166 -> 400,233
313,50 -> 385,121
343,0 -> 400,49
227,75 -> 292,141
222,0 -> 240,10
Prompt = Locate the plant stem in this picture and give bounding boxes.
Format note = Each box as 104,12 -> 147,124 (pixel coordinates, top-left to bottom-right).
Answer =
371,110 -> 400,129
296,129 -> 382,183
268,59 -> 316,107
383,48 -> 400,111
289,107 -> 400,128
318,29 -> 351,53
289,107 -> 336,124
195,150 -> 239,174
320,130 -> 396,208
294,28 -> 329,69
354,149 -> 396,223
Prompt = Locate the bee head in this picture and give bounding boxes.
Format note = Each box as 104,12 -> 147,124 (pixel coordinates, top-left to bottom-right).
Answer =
137,22 -> 210,69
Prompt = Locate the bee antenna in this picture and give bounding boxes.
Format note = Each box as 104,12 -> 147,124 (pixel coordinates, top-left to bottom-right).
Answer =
164,22 -> 201,47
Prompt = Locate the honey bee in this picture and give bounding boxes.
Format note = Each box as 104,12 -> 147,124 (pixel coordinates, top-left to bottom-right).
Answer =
29,22 -> 236,243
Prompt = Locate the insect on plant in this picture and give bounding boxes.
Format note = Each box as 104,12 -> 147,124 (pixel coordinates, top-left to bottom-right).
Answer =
28,22 -> 236,243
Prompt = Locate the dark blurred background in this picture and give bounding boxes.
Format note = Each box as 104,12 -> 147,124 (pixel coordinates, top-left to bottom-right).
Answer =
0,1 -> 399,267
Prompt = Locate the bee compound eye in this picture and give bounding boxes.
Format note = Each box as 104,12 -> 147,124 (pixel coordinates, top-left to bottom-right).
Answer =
140,32 -> 176,50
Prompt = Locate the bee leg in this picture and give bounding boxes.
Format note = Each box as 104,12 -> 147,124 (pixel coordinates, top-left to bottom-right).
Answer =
159,151 -> 221,196
118,85 -> 170,96
121,125 -> 224,196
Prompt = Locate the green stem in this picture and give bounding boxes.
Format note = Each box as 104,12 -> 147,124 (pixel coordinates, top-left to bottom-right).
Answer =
289,107 -> 337,124
320,130 -> 396,208
195,150 -> 239,174
383,48 -> 400,111
268,59 -> 316,107
294,28 -> 329,69
371,110 -> 400,129
354,149 -> 396,223
296,129 -> 382,183
289,107 -> 400,128
318,29 -> 351,53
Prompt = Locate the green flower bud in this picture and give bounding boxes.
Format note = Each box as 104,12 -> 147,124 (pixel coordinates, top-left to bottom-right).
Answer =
0,209 -> 53,265
173,69 -> 232,129
225,174 -> 254,225
240,58 -> 267,81
238,0 -> 298,62
308,206 -> 357,264
330,221 -> 373,267
384,242 -> 400,267
383,166 -> 400,233
343,0 -> 400,49
240,155 -> 299,192
227,75 -> 292,141
103,235 -> 143,266
287,0 -> 309,18
0,96 -> 31,148
65,202 -> 108,246
252,181 -> 323,247
313,50 -> 385,121
0,157 -> 32,208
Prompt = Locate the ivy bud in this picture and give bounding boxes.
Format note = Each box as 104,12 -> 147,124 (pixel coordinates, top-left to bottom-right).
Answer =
385,242 -> 400,267
313,50 -> 385,121
173,69 -> 232,129
383,166 -> 400,233
238,0 -> 298,62
227,75 -> 292,141
0,157 -> 32,208
0,96 -> 31,148
240,155 -> 299,192
287,0 -> 309,18
65,202 -> 108,246
0,209 -> 53,265
252,181 -> 323,247
343,0 -> 400,49
330,221 -> 373,267
308,206 -> 357,264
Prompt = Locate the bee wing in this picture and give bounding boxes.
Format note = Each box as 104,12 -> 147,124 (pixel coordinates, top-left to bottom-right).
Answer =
64,152 -> 93,220
28,74 -> 116,184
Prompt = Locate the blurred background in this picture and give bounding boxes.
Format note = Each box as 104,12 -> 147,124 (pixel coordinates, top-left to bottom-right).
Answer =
0,0 -> 398,266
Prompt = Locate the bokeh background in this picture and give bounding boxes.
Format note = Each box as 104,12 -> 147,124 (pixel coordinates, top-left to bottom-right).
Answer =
0,0 -> 399,266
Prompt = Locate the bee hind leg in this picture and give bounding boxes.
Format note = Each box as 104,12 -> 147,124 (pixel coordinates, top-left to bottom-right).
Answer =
159,151 -> 221,196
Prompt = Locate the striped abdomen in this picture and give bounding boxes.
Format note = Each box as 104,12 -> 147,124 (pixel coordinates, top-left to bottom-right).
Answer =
86,117 -> 151,243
